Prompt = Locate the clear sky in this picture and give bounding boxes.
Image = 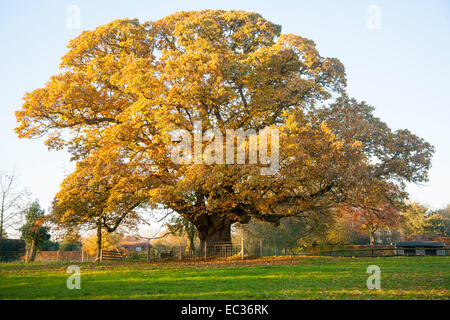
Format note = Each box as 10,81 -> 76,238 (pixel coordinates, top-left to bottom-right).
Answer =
1,0 -> 449,218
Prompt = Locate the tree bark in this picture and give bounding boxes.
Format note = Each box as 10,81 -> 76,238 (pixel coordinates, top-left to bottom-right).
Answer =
96,220 -> 102,260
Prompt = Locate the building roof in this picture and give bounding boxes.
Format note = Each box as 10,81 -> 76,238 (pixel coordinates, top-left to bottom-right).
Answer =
395,241 -> 445,248
119,241 -> 149,249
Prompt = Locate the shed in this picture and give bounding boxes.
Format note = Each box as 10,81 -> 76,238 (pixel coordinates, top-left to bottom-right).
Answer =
395,241 -> 446,256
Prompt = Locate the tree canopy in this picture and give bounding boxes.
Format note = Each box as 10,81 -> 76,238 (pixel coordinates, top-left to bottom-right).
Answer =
15,10 -> 434,248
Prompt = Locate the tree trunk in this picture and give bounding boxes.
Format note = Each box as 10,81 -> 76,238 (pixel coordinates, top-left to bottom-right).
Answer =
369,231 -> 375,246
195,214 -> 232,256
0,211 -> 3,239
186,235 -> 196,255
1,196 -> 4,240
96,220 -> 102,260
28,240 -> 37,262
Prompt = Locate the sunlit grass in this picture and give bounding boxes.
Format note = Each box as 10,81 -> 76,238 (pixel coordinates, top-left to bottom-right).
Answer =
0,256 -> 448,299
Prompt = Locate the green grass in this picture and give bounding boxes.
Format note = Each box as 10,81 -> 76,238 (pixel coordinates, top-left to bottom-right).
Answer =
0,256 -> 449,299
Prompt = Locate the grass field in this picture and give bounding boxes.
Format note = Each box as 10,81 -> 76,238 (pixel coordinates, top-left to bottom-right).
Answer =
0,256 -> 449,300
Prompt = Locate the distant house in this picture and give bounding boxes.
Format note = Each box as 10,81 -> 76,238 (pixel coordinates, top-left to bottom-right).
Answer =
395,241 -> 446,256
119,240 -> 149,252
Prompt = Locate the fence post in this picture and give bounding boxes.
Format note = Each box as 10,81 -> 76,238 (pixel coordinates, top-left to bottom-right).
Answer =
56,251 -> 59,262
147,241 -> 150,263
179,245 -> 182,260
260,239 -> 263,257
81,250 -> 84,262
241,238 -> 245,260
100,249 -> 103,262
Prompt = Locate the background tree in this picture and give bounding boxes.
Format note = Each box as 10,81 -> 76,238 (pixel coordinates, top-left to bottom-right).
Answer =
426,205 -> 450,237
326,211 -> 368,245
81,230 -> 123,256
235,217 -> 305,254
15,10 -> 434,249
0,170 -> 29,239
166,215 -> 198,254
41,240 -> 59,251
235,210 -> 335,254
341,204 -> 402,245
59,233 -> 82,251
400,202 -> 430,240
20,201 -> 51,262
152,231 -> 189,253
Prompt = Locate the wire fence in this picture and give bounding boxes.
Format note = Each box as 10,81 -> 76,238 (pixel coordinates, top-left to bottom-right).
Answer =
0,250 -> 97,263
121,242 -> 243,262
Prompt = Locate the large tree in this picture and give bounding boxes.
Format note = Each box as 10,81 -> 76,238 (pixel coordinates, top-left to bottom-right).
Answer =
15,10 -> 433,250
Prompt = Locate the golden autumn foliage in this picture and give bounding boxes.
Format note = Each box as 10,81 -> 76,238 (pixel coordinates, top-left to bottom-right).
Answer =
15,10 -> 434,248
82,230 -> 123,256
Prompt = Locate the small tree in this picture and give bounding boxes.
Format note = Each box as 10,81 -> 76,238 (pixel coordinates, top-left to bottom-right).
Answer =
166,215 -> 198,254
20,201 -> 50,262
50,156 -> 145,260
0,170 -> 29,239
352,204 -> 402,246
59,238 -> 82,251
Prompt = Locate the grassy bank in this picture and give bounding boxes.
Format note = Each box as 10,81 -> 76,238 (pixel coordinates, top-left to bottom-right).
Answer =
0,256 -> 448,299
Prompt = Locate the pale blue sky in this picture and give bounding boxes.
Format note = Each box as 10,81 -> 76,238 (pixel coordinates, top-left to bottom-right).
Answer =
1,0 -> 449,216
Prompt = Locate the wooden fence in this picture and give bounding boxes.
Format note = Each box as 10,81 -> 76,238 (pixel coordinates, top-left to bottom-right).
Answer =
100,249 -> 123,261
